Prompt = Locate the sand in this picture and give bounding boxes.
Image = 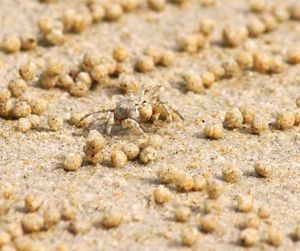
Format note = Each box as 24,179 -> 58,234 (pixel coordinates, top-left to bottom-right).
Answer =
0,0 -> 300,250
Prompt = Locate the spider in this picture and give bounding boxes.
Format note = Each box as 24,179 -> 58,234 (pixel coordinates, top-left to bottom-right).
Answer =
79,86 -> 183,135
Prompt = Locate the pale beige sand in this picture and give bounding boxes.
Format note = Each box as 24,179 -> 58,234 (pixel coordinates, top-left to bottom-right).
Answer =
0,0 -> 300,250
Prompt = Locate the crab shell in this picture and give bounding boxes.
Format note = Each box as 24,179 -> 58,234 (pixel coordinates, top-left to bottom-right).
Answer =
114,99 -> 140,121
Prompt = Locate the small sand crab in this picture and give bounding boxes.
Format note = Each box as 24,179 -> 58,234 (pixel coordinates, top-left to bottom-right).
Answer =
80,86 -> 183,135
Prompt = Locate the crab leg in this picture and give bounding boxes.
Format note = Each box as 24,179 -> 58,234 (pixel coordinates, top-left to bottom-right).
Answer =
80,109 -> 114,122
121,118 -> 146,136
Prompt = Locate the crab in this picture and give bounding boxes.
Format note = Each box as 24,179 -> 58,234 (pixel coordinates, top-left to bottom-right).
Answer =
80,86 -> 183,135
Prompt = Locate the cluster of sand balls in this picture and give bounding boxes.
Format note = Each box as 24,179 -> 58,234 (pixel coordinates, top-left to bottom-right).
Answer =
136,46 -> 175,73
183,47 -> 299,95
202,106 -> 300,140
1,0 -> 197,53
151,161 -> 299,247
37,43 -> 175,98
223,2 -> 300,48
184,46 -> 300,95
2,1 -> 299,55
63,130 -> 162,172
38,53 -> 114,97
0,61 -> 49,133
0,183 -> 125,250
178,18 -> 215,53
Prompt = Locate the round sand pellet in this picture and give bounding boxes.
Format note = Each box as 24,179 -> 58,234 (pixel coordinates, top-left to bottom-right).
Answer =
40,73 -> 58,89
193,175 -> 206,191
257,206 -> 270,219
157,166 -> 178,184
21,35 -> 37,51
28,115 -> 40,129
16,118 -> 31,133
222,164 -> 241,183
237,194 -> 253,213
136,56 -> 155,73
111,150 -> 128,168
113,44 -> 127,63
0,99 -> 15,118
247,18 -> 265,38
5,223 -> 22,240
120,0 -> 140,12
0,230 -> 11,248
249,0 -> 266,13
140,146 -> 157,164
253,52 -> 271,74
43,207 -> 61,229
85,151 -> 104,165
68,218 -> 90,235
61,202 -> 77,221
2,35 -> 21,53
254,162 -> 272,178
24,193 -> 43,212
102,208 -> 123,229
272,3 -> 290,22
206,179 -> 224,199
148,134 -> 163,149
204,123 -> 224,140
148,0 -> 166,11
199,18 -> 215,36
84,130 -> 105,153
48,115 -> 64,131
185,72 -> 204,94
104,3 -> 124,21
224,108 -> 243,129
181,227 -> 198,247
287,48 -> 300,64
153,185 -> 172,204
236,51 -> 253,70
0,89 -> 11,103
239,105 -> 256,124
222,60 -> 240,78
201,71 -> 215,89
291,4 -> 300,20
276,112 -> 296,130
199,215 -> 218,233
64,153 -> 82,171
19,61 -> 37,81
119,75 -> 141,94
8,79 -> 28,98
243,216 -> 260,229
175,173 -> 194,192
122,143 -> 140,160
203,200 -> 221,214
208,64 -> 225,80
69,81 -> 89,97
261,13 -> 278,32
251,117 -> 269,134
29,98 -> 48,115
240,228 -> 259,247
159,50 -> 175,67
175,206 -> 191,222
267,227 -> 284,247
12,102 -> 32,119
21,214 -> 44,233
223,25 -> 248,47
293,225 -> 300,241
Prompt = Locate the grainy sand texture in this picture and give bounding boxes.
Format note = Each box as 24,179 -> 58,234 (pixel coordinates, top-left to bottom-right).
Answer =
0,0 -> 300,250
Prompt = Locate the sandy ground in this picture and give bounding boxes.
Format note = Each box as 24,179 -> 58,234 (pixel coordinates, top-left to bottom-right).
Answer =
0,0 -> 300,250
